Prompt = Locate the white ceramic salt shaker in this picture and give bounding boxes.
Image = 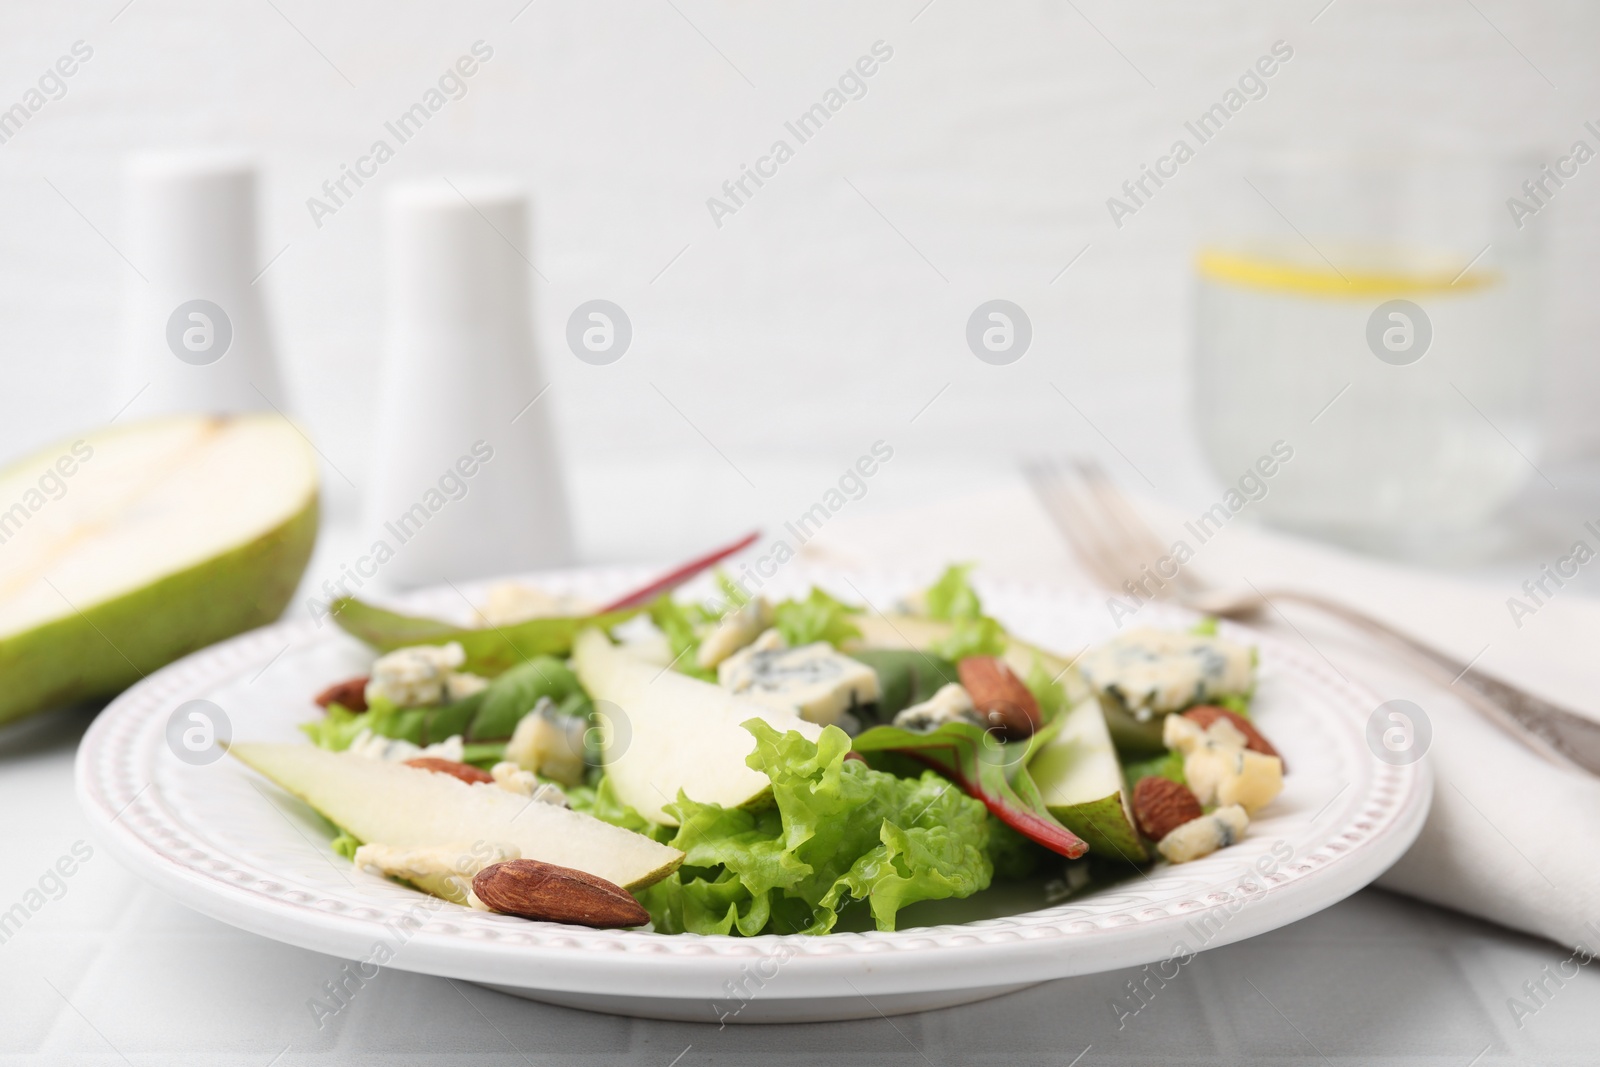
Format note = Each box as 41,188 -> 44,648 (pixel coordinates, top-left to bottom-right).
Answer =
118,151 -> 285,418
365,177 -> 574,588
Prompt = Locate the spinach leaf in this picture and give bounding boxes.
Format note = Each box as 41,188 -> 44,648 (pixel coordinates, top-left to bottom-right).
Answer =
851,717 -> 1087,859
847,648 -> 956,724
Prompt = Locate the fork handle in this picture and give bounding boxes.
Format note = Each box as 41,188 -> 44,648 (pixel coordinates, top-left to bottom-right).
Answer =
1263,588 -> 1600,777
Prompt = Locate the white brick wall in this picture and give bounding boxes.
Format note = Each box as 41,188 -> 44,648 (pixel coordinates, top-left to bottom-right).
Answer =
0,0 -> 1594,535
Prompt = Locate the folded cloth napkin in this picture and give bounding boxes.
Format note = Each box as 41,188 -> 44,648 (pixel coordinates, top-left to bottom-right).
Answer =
799,481 -> 1600,952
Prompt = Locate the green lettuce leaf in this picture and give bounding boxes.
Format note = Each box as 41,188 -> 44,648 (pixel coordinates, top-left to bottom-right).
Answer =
820,818 -> 993,931
1218,691 -> 1254,718
299,694 -> 472,751
714,572 -> 751,610
461,742 -> 508,766
299,702 -> 371,751
926,616 -> 1008,660
771,588 -> 863,648
919,566 -> 1008,659
986,819 -> 1046,880
330,829 -> 362,859
603,721 -> 992,935
925,563 -> 984,621
646,594 -> 717,681
329,597 -> 640,676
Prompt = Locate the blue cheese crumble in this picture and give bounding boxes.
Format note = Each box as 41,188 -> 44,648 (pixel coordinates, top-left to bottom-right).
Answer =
718,629 -> 882,726
364,642 -> 488,709
1078,627 -> 1252,720
892,683 -> 982,732
1157,805 -> 1249,864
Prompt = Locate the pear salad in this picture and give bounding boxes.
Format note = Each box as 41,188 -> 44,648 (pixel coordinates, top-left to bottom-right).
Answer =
234,566 -> 1286,935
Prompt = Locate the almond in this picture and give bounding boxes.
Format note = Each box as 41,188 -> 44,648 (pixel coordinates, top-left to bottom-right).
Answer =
1184,705 -> 1283,767
956,656 -> 1041,740
314,676 -> 369,712
403,757 -> 495,785
1132,776 -> 1204,842
472,858 -> 651,928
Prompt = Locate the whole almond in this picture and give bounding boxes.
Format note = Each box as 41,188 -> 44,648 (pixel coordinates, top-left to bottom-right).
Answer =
1184,705 -> 1283,767
314,676 -> 369,712
1133,776 -> 1204,842
957,656 -> 1041,740
473,859 -> 651,928
403,757 -> 495,785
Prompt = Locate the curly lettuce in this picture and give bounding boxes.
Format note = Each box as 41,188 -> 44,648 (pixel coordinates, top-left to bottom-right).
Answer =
928,616 -> 1007,660
922,564 -> 1007,659
574,721 -> 992,935
647,582 -> 867,679
771,588 -> 863,648
647,594 -> 716,681
925,563 -> 984,621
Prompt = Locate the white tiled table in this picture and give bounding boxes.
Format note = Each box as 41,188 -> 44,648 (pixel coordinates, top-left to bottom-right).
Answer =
5,674 -> 1598,1065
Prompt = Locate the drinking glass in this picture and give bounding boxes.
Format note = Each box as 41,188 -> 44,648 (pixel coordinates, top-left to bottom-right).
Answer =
1193,156 -> 1542,557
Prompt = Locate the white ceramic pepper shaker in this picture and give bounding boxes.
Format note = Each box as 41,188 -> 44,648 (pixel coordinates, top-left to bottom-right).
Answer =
365,176 -> 574,588
119,151 -> 285,418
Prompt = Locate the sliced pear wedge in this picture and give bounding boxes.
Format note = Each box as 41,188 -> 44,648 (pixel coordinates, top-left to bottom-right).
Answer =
232,743 -> 683,892
572,628 -> 823,825
1030,696 -> 1148,862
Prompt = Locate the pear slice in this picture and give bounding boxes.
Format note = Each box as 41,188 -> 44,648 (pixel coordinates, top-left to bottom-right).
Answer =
572,628 -> 823,826
1029,696 -> 1148,863
0,413 -> 319,725
231,743 -> 683,891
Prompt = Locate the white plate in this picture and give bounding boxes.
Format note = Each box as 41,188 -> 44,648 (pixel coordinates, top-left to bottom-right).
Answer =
77,565 -> 1429,1023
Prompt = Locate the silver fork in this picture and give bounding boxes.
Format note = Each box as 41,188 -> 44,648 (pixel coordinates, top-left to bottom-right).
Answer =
1023,456 -> 1600,777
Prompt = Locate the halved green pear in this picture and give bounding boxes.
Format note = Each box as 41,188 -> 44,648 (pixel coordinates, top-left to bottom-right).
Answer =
572,628 -> 823,825
231,743 -> 683,891
0,414 -> 319,725
1029,696 -> 1148,862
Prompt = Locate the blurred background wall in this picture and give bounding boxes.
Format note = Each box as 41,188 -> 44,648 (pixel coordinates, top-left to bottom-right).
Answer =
1,0 -> 1595,559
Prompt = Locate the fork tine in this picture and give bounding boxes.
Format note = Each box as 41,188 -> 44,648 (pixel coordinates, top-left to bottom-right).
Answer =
1079,460 -> 1207,600
1063,460 -> 1150,592
1022,458 -> 1132,592
1076,459 -> 1172,570
1024,456 -> 1204,602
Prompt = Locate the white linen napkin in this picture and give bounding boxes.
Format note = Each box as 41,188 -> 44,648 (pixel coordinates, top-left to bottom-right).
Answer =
799,481 -> 1600,952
